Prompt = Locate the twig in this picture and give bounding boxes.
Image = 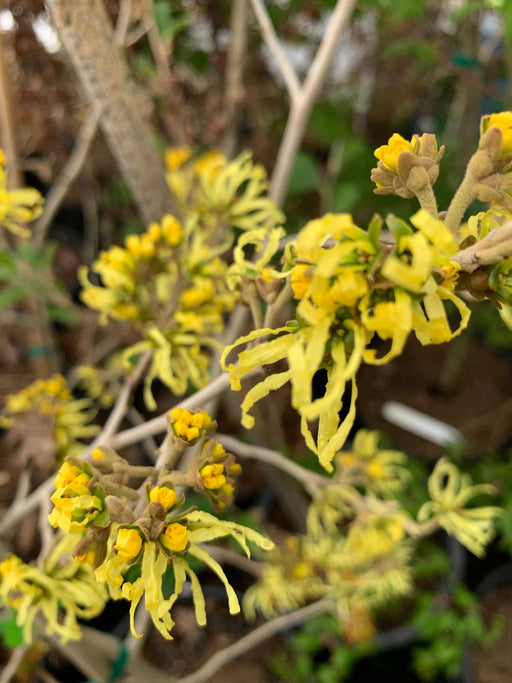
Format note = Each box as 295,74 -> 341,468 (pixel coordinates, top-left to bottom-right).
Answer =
127,406 -> 159,457
0,645 -> 29,683
175,599 -> 334,683
249,0 -> 300,103
114,0 -> 133,44
0,478 -> 54,535
111,371 -> 232,453
263,279 -> 292,328
37,495 -> 55,569
452,219 -> 512,271
215,432 -> 329,495
203,544 -> 263,577
90,350 -> 152,448
222,0 -> 249,156
32,107 -> 101,248
269,0 -> 357,206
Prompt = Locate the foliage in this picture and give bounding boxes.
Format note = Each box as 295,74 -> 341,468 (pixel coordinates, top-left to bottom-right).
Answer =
412,585 -> 503,681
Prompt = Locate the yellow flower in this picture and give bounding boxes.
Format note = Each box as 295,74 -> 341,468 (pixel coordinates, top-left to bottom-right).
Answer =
0,155 -> 43,237
418,458 -> 502,557
194,149 -> 227,181
161,522 -> 189,553
54,461 -> 91,490
169,407 -> 212,443
486,111 -> 512,154
161,214 -> 183,245
374,133 -> 412,172
165,146 -> 191,170
0,537 -> 107,643
290,263 -> 312,299
114,528 -> 143,561
312,270 -> 369,311
200,463 -> 227,490
149,486 -> 177,510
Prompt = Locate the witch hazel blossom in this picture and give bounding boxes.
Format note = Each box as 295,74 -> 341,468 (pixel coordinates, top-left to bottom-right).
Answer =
222,208 -> 469,472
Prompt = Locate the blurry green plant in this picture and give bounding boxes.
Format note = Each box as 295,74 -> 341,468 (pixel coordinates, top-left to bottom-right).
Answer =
0,243 -> 79,324
412,585 -> 502,681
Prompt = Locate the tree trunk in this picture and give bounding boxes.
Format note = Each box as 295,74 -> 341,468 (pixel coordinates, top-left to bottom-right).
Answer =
47,0 -> 173,225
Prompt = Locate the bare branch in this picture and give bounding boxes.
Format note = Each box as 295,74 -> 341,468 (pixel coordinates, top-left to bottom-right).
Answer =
176,599 -> 334,683
216,432 -> 329,495
270,0 -> 357,206
249,0 -> 300,103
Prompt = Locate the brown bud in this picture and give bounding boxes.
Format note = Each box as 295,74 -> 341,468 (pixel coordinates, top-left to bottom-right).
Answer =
478,126 -> 503,157
138,516 -> 166,542
105,495 -> 135,524
406,166 -> 430,193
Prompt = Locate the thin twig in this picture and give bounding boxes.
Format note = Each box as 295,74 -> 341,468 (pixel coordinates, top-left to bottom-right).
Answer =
114,0 -> 133,44
269,0 -> 357,206
32,107 -> 101,248
90,350 -> 152,448
216,432 -> 329,495
176,599 -> 334,683
111,371 -> 232,453
203,544 -> 263,577
249,0 -> 300,103
0,645 -> 29,683
222,0 -> 249,156
263,279 -> 292,328
37,495 -> 55,569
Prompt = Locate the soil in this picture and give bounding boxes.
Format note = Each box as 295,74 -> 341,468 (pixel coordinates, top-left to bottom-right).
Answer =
357,335 -> 512,460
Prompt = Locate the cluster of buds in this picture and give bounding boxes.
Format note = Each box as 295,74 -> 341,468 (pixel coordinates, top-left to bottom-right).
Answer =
371,133 -> 444,199
168,407 -> 215,447
459,113 -> 512,206
167,407 -> 242,510
192,439 -> 242,509
111,483 -> 189,565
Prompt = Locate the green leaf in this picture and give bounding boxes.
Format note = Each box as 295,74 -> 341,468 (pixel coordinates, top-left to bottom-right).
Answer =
331,181 -> 362,212
0,609 -> 23,648
288,151 -> 321,196
0,285 -> 29,309
310,102 -> 348,145
153,2 -> 190,39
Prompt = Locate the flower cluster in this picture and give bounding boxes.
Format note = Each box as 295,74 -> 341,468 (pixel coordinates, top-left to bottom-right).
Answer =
80,211 -> 236,408
1,374 -> 99,459
48,460 -> 108,534
244,438 -> 500,636
168,406 -> 214,445
0,150 -> 43,237
0,536 -> 107,643
334,429 -> 409,495
244,453 -> 414,635
166,148 -> 285,234
418,458 -> 502,557
372,132 -> 444,199
222,209 -> 469,471
39,407 -> 271,641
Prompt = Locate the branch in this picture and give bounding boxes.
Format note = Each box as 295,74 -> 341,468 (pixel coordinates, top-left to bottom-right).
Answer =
33,1 -> 136,248
269,0 -> 357,206
90,350 -> 152,448
216,432 -> 329,495
222,0 -> 249,156
32,107 -> 101,248
176,599 -> 334,683
249,0 -> 300,103
452,219 -> 512,272
0,646 -> 29,683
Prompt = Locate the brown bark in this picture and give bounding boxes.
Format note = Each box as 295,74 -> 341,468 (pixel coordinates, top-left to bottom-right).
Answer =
47,0 -> 174,225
